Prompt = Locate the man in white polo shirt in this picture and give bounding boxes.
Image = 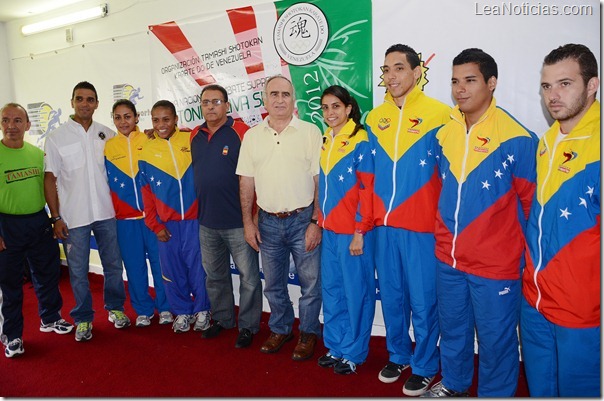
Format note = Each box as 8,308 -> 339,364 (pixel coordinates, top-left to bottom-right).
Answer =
237,75 -> 323,361
44,81 -> 130,342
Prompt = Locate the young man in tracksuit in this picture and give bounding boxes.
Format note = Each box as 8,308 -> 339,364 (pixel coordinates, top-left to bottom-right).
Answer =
521,43 -> 600,397
365,44 -> 450,396
138,100 -> 211,334
423,48 -> 538,397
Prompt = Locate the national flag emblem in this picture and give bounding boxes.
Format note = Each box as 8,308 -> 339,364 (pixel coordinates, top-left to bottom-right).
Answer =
222,146 -> 229,155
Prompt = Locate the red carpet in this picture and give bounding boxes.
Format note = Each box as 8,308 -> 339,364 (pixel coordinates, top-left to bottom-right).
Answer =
0,267 -> 529,397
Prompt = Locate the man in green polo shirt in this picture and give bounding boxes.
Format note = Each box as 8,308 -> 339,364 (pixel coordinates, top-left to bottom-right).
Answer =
0,103 -> 73,359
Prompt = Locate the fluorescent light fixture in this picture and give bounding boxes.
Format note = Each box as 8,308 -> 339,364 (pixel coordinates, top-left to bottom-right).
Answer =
21,4 -> 108,36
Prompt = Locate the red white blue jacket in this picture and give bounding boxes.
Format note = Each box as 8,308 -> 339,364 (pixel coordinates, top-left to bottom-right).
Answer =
522,100 -> 600,328
365,85 -> 450,232
434,98 -> 538,280
138,129 -> 198,234
104,128 -> 147,220
319,119 -> 373,234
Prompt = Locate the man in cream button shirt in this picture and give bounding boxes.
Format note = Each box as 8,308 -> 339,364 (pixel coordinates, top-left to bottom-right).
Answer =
237,75 -> 323,361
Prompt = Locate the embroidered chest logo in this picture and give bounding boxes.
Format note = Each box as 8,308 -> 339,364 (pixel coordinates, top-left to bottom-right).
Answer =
378,117 -> 391,131
473,136 -> 490,153
222,146 -> 229,156
558,149 -> 577,174
538,146 -> 547,157
180,147 -> 191,153
338,140 -> 350,153
407,117 -> 423,134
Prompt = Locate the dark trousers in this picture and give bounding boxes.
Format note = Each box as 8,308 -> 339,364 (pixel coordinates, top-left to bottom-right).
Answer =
0,209 -> 64,343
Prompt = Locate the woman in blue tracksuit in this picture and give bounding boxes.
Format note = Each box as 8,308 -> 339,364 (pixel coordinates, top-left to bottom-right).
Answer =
105,99 -> 172,327
316,85 -> 376,375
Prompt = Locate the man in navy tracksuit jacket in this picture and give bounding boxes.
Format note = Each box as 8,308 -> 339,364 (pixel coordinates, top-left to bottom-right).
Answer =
191,84 -> 262,348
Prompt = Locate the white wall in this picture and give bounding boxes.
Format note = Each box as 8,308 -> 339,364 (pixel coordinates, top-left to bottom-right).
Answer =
4,0 -> 276,59
0,22 -> 15,107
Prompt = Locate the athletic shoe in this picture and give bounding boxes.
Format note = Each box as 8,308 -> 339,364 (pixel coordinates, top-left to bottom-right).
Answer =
173,314 -> 194,333
108,310 -> 131,329
318,352 -> 341,368
159,311 -> 174,325
334,359 -> 357,375
193,311 -> 211,332
421,381 -> 470,397
135,315 -> 152,327
378,362 -> 410,383
403,374 -> 435,396
4,338 -> 24,358
75,322 -> 93,342
40,318 -> 74,334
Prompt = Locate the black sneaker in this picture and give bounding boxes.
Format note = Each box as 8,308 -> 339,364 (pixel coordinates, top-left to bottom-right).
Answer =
403,374 -> 435,396
378,362 -> 410,383
201,323 -> 223,339
334,359 -> 357,375
421,381 -> 470,397
4,338 -> 24,358
235,328 -> 253,348
318,352 -> 341,368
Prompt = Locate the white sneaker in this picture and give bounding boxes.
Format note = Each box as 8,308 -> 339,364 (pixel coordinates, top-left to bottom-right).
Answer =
159,311 -> 174,325
193,311 -> 211,332
172,314 -> 194,333
4,338 -> 24,358
135,315 -> 153,327
40,318 -> 74,334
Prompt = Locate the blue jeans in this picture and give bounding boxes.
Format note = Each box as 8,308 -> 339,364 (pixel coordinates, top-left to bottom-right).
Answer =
63,218 -> 126,324
258,205 -> 322,335
199,225 -> 262,332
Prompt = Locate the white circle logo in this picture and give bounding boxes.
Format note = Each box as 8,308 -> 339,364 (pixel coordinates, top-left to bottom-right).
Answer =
273,3 -> 329,66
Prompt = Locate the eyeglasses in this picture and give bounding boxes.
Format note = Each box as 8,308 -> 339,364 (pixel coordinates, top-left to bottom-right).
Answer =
201,99 -> 225,106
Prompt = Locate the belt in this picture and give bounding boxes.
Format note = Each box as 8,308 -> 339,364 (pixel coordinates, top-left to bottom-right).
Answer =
263,206 -> 308,219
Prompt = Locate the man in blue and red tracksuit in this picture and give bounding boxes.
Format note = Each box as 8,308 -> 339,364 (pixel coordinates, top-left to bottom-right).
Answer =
191,84 -> 262,348
424,48 -> 537,397
365,44 -> 450,396
521,44 -> 600,397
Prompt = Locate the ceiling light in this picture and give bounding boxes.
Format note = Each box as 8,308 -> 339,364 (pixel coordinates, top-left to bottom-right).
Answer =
21,4 -> 108,36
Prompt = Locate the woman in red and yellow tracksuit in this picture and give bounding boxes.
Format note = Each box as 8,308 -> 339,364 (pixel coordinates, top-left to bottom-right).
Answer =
105,99 -> 171,327
317,85 -> 375,375
138,100 -> 210,334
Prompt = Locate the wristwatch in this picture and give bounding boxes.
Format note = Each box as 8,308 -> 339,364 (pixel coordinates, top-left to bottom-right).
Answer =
355,228 -> 366,236
310,218 -> 319,225
50,216 -> 62,224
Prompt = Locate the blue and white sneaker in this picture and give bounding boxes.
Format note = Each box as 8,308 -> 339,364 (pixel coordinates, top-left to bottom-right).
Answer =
40,318 -> 74,334
4,338 -> 24,358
